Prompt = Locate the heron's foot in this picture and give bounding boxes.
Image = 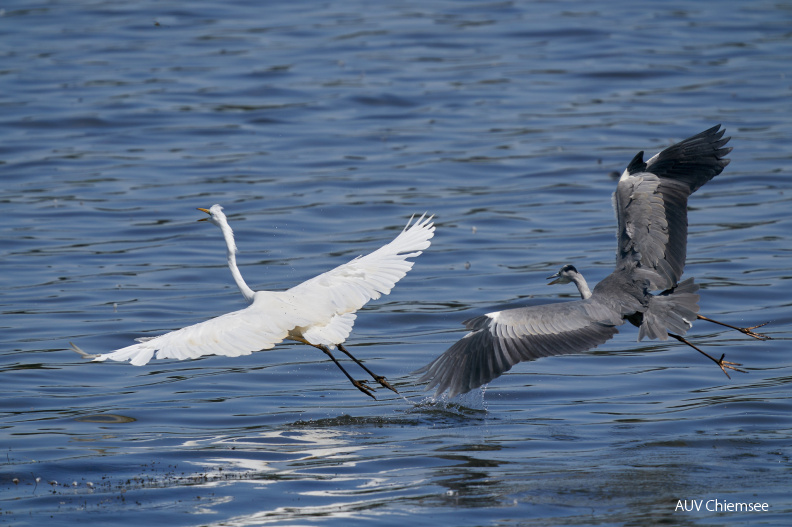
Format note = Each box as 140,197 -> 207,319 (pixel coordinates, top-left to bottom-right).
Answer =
352,379 -> 377,400
374,375 -> 399,394
738,322 -> 771,341
669,333 -> 749,380
715,354 -> 747,379
696,315 -> 772,341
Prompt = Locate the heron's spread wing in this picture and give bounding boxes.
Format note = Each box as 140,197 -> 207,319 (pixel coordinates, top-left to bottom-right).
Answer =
286,214 -> 434,344
614,125 -> 731,290
92,292 -> 311,366
639,125 -> 732,193
414,299 -> 623,398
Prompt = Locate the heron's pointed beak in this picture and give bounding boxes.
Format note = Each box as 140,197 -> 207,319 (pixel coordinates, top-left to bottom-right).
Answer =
197,207 -> 210,222
546,273 -> 562,285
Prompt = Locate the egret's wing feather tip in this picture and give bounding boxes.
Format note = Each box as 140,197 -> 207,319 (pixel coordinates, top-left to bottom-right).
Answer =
69,341 -> 102,360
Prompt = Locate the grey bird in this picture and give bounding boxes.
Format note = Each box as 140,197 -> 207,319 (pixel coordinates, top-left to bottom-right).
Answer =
416,125 -> 770,398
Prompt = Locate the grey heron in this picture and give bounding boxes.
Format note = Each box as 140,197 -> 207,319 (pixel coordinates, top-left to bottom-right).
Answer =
72,206 -> 434,399
416,125 -> 769,398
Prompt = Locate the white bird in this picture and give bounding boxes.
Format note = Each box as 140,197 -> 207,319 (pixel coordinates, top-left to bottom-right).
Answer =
72,205 -> 435,399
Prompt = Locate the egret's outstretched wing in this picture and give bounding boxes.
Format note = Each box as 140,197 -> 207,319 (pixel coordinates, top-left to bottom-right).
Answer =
89,291 -> 311,366
287,214 -> 434,344
614,125 -> 731,290
414,298 -> 623,397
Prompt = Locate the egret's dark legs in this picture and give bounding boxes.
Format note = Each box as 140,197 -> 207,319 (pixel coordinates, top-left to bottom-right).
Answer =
338,343 -> 399,394
697,315 -> 771,340
291,336 -> 396,398
315,344 -> 377,399
669,333 -> 747,379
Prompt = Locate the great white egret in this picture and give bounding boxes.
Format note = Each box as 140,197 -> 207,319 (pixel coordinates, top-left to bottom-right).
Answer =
72,205 -> 434,399
415,125 -> 770,398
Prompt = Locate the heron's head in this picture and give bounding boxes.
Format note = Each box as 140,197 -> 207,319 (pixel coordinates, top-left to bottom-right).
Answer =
197,204 -> 227,227
546,264 -> 580,286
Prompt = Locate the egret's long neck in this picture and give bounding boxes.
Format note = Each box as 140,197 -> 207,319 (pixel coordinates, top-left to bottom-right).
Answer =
571,272 -> 592,300
218,220 -> 256,303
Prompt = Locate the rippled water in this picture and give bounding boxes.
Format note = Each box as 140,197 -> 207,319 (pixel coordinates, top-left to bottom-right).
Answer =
2,1 -> 791,525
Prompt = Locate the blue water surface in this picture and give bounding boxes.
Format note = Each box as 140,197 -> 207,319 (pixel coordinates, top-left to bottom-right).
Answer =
2,1 -> 791,525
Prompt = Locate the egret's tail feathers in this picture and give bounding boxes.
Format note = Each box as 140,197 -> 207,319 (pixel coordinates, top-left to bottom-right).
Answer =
301,312 -> 357,347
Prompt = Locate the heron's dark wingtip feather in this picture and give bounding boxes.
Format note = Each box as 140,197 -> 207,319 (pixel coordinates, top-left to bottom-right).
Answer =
626,151 -> 646,175
643,124 -> 732,194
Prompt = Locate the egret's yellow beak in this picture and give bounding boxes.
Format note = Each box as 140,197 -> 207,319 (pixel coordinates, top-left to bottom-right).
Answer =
197,207 -> 211,221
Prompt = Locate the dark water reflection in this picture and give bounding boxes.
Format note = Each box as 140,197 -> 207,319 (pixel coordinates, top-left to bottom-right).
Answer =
2,0 -> 792,525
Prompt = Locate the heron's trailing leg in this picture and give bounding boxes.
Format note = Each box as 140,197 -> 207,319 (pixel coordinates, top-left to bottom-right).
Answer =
338,344 -> 398,394
697,315 -> 771,340
668,333 -> 747,379
316,344 -> 377,399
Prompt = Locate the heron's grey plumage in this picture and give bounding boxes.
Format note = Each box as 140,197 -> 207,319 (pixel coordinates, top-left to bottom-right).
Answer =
416,298 -> 624,397
616,125 -> 731,290
416,125 -> 732,398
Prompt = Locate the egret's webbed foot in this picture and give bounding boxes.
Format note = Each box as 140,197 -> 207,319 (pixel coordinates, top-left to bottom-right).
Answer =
338,343 -> 399,394
669,333 -> 748,379
351,378 -> 377,399
697,315 -> 771,341
317,344 -> 377,400
373,375 -> 398,393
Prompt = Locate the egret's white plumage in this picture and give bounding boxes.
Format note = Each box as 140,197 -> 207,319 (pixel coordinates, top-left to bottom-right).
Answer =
72,205 -> 434,398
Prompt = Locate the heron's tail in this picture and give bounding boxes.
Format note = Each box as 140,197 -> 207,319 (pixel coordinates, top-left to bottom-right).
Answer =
638,278 -> 700,341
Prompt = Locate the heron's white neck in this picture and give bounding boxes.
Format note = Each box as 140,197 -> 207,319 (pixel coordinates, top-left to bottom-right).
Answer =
217,220 -> 256,303
571,272 -> 592,300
